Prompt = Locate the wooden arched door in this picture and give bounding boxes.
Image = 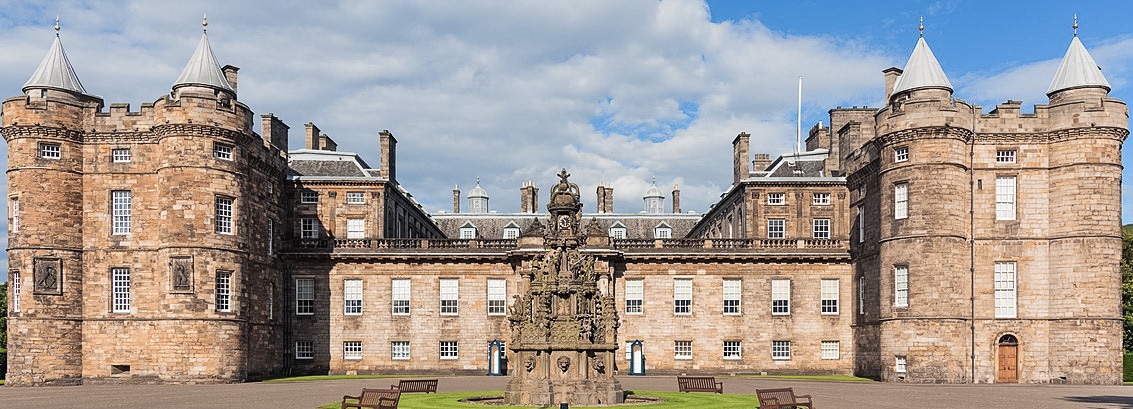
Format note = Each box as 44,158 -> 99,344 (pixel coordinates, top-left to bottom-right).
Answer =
996,334 -> 1018,383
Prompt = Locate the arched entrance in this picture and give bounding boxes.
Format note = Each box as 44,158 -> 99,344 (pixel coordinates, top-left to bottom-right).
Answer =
996,334 -> 1018,383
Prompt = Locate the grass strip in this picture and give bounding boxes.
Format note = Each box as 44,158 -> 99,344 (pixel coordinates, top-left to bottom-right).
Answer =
321,390 -> 761,409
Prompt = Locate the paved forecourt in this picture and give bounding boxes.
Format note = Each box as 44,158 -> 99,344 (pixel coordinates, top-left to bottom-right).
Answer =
0,376 -> 1130,408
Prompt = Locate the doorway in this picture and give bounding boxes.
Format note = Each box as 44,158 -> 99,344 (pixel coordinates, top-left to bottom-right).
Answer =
996,334 -> 1018,383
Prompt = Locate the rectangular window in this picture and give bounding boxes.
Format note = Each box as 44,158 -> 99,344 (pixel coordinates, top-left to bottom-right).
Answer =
812,192 -> 831,205
10,197 -> 18,233
994,261 -> 1017,318
440,341 -> 458,359
488,278 -> 507,316
346,192 -> 365,204
609,227 -> 626,239
894,266 -> 909,307
112,148 -> 131,163
295,341 -> 313,359
722,278 -> 741,315
215,197 -> 233,234
213,143 -> 233,160
895,356 -> 907,373
440,278 -> 459,315
772,340 -> 791,360
344,279 -> 363,315
894,183 -> 908,220
674,341 -> 692,360
391,341 -> 411,360
300,218 -> 317,239
654,227 -> 672,239
767,219 -> 786,239
771,279 -> 790,315
767,192 -> 785,205
216,271 -> 232,312
857,207 -> 864,243
267,220 -> 274,255
39,143 -> 61,159
812,218 -> 830,239
269,285 -> 274,320
858,276 -> 865,315
821,279 -> 839,314
343,341 -> 362,360
625,279 -> 643,314
673,278 -> 692,315
894,146 -> 909,162
346,218 -> 365,239
112,267 -> 130,313
112,190 -> 132,234
996,176 -> 1016,221
821,341 -> 840,360
392,278 -> 411,315
296,278 -> 314,315
300,190 -> 318,204
996,149 -> 1017,163
723,340 -> 742,359
459,227 -> 477,239
11,271 -> 20,313
503,227 -> 520,239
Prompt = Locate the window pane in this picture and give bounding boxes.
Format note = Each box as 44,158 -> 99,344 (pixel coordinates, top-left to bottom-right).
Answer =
112,190 -> 132,234
772,279 -> 790,315
768,219 -> 785,239
346,218 -> 365,239
625,279 -> 643,313
392,279 -> 411,315
344,279 -> 363,315
487,279 -> 506,315
994,262 -> 1017,318
216,271 -> 232,312
673,278 -> 692,314
996,176 -> 1016,221
723,279 -> 741,315
821,279 -> 839,314
812,218 -> 830,239
894,266 -> 908,307
440,278 -> 459,315
343,341 -> 363,360
112,268 -> 130,313
215,197 -> 233,234
296,278 -> 314,315
894,183 -> 908,220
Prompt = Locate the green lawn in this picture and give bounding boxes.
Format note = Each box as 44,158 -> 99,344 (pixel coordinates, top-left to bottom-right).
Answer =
731,374 -> 874,382
265,374 -> 422,383
322,390 -> 761,409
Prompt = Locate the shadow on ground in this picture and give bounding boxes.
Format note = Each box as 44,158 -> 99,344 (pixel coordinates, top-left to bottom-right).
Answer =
1061,395 -> 1133,409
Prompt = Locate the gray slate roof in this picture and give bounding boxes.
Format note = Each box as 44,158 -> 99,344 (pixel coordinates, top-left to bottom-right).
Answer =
173,32 -> 233,91
1047,36 -> 1110,94
891,36 -> 952,95
23,34 -> 89,95
432,213 -> 701,240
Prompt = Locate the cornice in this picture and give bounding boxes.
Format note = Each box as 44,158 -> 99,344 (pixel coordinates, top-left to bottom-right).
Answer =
1,125 -> 84,142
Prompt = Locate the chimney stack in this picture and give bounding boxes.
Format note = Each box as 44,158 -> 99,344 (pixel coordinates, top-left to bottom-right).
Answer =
753,153 -> 772,172
520,181 -> 539,213
672,184 -> 681,214
732,132 -> 751,185
595,184 -> 614,213
304,122 -> 321,150
452,185 -> 460,213
380,130 -> 397,183
884,67 -> 903,102
222,65 -> 239,95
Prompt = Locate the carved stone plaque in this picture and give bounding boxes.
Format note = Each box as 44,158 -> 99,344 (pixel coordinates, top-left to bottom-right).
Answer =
33,258 -> 62,295
171,256 -> 194,293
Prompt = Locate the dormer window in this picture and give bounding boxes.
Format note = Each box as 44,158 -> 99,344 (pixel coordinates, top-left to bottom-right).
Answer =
608,221 -> 627,239
502,221 -> 521,239
459,221 -> 478,239
767,193 -> 786,205
654,222 -> 672,239
894,146 -> 909,163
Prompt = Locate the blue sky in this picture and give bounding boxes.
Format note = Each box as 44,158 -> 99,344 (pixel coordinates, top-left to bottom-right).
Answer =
1,0 -> 1132,282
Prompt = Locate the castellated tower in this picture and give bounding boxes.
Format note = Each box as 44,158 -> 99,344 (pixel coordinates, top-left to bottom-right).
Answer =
3,23 -> 289,385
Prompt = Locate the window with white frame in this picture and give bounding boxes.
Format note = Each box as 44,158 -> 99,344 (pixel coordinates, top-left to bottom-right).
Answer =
392,278 -> 410,315
487,278 -> 506,316
267,220 -> 274,255
894,146 -> 908,162
771,279 -> 790,315
609,226 -> 627,239
654,226 -> 672,239
112,148 -> 131,163
625,341 -> 634,360
459,226 -> 477,239
346,192 -> 365,204
440,341 -> 458,359
857,207 -> 864,243
344,279 -> 363,315
440,278 -> 459,315
625,279 -> 643,314
343,341 -> 362,360
821,340 -> 840,359
39,143 -> 61,159
994,261 -> 1017,318
213,143 -> 233,161
858,184 -> 866,199
858,276 -> 865,315
813,192 -> 831,205
391,341 -> 411,360
269,284 -> 274,320
296,278 -> 314,315
11,271 -> 20,313
673,278 -> 692,314
112,267 -> 130,313
723,340 -> 742,359
895,355 -> 907,373
996,176 -> 1016,221
768,219 -> 786,239
295,341 -> 313,359
767,192 -> 786,205
300,190 -> 318,204
346,218 -> 365,239
503,226 -> 520,239
216,271 -> 232,312
674,341 -> 692,359
821,279 -> 839,314
112,190 -> 132,234
894,266 -> 909,307
10,198 -> 18,233
996,149 -> 1017,164
813,218 -> 830,239
772,340 -> 791,360
723,278 -> 741,315
215,197 -> 233,234
300,218 -> 317,239
894,183 -> 908,220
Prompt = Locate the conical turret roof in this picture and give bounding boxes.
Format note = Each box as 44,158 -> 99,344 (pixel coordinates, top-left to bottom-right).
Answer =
891,36 -> 953,95
1047,36 -> 1110,95
23,33 -> 89,95
173,31 -> 233,91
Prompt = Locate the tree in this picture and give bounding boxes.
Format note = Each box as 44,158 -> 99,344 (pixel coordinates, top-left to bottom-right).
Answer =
1122,226 -> 1133,351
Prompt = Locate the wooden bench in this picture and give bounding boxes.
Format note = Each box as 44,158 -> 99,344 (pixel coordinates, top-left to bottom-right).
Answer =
676,375 -> 723,393
756,387 -> 813,409
391,379 -> 438,394
340,388 -> 401,409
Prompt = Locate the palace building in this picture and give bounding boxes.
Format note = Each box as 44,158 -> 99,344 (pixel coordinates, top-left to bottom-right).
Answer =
4,22 -> 1126,385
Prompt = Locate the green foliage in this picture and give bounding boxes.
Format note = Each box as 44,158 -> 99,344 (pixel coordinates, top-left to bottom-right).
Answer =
320,391 -> 761,409
1124,352 -> 1133,382
265,374 -> 419,382
1122,226 -> 1133,352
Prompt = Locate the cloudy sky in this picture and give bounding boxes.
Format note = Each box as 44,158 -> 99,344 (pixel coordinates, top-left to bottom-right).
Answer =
1,0 -> 1132,280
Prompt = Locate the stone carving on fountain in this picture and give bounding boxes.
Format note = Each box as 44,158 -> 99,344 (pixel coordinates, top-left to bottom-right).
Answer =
504,169 -> 624,406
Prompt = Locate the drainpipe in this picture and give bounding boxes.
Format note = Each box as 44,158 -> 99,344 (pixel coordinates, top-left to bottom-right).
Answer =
969,106 -> 977,383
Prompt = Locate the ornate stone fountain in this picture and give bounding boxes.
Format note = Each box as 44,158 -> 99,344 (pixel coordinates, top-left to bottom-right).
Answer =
503,169 -> 623,406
